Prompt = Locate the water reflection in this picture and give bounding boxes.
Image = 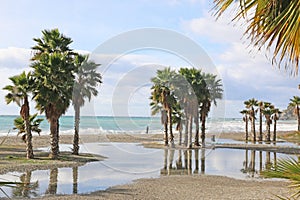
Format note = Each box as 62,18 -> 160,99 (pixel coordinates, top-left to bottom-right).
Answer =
240,150 -> 278,178
0,143 -> 296,198
161,148 -> 206,176
11,169 -> 39,198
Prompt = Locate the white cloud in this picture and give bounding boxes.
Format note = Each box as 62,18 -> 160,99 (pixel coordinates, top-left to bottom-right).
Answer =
181,13 -> 245,44
0,47 -> 31,69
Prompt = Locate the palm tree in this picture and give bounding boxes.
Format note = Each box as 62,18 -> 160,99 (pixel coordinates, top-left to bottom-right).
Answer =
213,0 -> 300,75
257,101 -> 264,142
201,72 -> 223,146
289,96 -> 300,131
240,109 -> 249,141
13,114 -> 44,142
3,71 -> 34,159
176,68 -> 199,147
271,108 -> 281,142
262,103 -> 274,142
150,68 -> 177,145
72,54 -> 102,155
30,29 -> 77,159
244,98 -> 258,142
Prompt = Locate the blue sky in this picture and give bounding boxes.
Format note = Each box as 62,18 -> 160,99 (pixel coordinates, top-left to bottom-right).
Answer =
0,0 -> 298,118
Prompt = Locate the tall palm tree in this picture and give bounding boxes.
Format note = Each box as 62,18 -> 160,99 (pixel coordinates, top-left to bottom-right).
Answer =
30,29 -> 77,159
271,108 -> 281,142
177,68 -> 204,147
257,101 -> 264,142
213,0 -> 300,75
72,54 -> 102,155
289,96 -> 300,131
244,98 -> 258,142
3,71 -> 34,159
240,109 -> 249,141
201,72 -> 223,146
150,68 -> 177,145
262,103 -> 274,142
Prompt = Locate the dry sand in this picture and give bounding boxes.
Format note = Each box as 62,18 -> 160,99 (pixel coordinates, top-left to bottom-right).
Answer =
35,175 -> 293,200
0,132 -> 297,200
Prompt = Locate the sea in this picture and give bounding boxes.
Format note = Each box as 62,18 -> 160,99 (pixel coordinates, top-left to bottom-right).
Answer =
0,115 -> 297,137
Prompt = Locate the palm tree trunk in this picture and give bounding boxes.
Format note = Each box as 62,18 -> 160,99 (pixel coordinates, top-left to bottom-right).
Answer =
188,114 -> 193,148
245,115 -> 249,142
168,107 -> 174,144
194,111 -> 200,146
201,110 -> 206,147
178,122 -> 182,145
273,119 -> 277,142
259,110 -> 263,141
164,121 -> 168,146
251,108 -> 256,142
73,105 -> 80,155
184,110 -> 188,146
266,121 -> 271,142
49,118 -> 59,159
23,98 -> 34,159
297,106 -> 300,131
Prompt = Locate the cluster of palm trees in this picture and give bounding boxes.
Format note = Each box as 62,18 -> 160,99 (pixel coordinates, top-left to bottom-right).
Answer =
240,98 -> 281,142
150,67 -> 223,148
3,29 -> 102,159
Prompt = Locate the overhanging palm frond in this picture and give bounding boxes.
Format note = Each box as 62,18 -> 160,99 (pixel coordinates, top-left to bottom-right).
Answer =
263,158 -> 300,199
213,0 -> 300,75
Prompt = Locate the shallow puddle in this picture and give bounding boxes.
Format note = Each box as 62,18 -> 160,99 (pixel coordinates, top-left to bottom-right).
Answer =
0,141 -> 297,198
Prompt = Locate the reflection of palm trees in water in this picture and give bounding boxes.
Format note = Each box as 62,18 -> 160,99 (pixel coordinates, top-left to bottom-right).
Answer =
161,148 -> 205,176
46,168 -> 58,195
241,150 -> 277,177
12,169 -> 38,198
73,166 -> 78,194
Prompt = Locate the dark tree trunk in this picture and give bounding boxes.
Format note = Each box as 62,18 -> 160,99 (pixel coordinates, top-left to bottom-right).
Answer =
188,114 -> 193,148
49,118 -> 59,159
168,107 -> 174,144
273,119 -> 277,142
259,109 -> 263,141
245,115 -> 249,142
266,120 -> 271,142
201,111 -> 206,147
73,105 -> 80,155
184,110 -> 189,146
297,106 -> 300,132
251,108 -> 256,142
194,111 -> 200,146
162,110 -> 168,146
22,98 -> 34,159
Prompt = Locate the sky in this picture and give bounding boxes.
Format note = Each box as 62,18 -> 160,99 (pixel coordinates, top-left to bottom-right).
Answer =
0,0 -> 299,118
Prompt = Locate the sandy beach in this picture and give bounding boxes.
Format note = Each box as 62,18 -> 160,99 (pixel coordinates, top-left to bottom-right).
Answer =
0,132 -> 297,199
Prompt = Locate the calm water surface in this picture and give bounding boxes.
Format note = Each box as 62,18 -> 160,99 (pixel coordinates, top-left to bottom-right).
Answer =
0,141 -> 297,198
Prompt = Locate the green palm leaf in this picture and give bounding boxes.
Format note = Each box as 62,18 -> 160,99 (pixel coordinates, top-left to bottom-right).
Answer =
263,158 -> 300,199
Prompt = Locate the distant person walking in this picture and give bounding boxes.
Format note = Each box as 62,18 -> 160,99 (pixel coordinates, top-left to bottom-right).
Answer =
146,126 -> 149,134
